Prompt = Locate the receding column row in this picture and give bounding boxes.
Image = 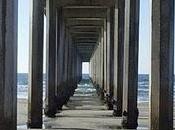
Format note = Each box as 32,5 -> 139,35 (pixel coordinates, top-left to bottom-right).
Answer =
28,1 -> 83,128
112,0 -> 174,129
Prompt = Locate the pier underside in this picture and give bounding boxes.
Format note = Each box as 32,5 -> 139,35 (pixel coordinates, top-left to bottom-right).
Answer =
0,0 -> 174,130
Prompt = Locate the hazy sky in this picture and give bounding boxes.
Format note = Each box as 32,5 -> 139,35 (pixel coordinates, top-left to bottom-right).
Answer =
18,0 -> 151,74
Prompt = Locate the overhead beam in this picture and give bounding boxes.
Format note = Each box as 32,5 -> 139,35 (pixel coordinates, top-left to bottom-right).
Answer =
71,32 -> 99,36
69,27 -> 101,32
63,8 -> 107,18
63,6 -> 108,9
66,19 -> 104,26
55,0 -> 115,7
65,17 -> 104,21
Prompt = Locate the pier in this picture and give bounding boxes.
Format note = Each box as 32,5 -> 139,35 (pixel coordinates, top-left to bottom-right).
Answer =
0,0 -> 174,130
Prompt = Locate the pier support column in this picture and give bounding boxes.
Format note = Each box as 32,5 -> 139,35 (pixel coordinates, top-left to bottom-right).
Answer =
100,30 -> 104,100
106,8 -> 114,110
122,0 -> 139,129
45,0 -> 57,117
151,0 -> 174,130
28,0 -> 44,128
0,1 -> 18,130
113,0 -> 125,117
103,19 -> 107,99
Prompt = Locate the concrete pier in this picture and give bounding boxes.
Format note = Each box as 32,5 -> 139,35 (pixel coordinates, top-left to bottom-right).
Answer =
151,0 -> 174,129
0,0 -> 18,130
45,0 -> 57,117
113,0 -> 125,117
1,0 -> 175,130
28,0 -> 44,128
122,0 -> 140,128
106,8 -> 114,110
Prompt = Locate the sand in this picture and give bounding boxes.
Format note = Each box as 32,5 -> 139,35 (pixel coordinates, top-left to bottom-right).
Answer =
17,99 -> 28,126
17,96 -> 150,130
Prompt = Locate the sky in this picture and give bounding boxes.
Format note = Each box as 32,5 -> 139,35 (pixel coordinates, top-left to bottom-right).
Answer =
18,0 -> 151,74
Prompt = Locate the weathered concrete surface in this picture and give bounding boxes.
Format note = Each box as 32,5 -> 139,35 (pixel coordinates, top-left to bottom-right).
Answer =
122,0 -> 140,128
45,0 -> 57,117
106,8 -> 114,110
113,0 -> 125,117
151,0 -> 174,130
28,0 -> 44,128
0,0 -> 18,130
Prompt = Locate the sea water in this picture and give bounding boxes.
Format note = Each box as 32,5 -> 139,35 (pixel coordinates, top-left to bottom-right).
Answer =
17,74 -> 150,102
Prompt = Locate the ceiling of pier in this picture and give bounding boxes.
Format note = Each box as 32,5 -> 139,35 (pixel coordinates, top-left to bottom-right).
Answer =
63,6 -> 107,62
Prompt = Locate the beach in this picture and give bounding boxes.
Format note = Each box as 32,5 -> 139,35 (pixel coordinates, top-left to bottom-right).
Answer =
17,98 -> 150,129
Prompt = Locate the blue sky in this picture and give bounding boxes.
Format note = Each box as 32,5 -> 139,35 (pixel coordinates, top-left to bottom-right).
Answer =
18,0 -> 151,74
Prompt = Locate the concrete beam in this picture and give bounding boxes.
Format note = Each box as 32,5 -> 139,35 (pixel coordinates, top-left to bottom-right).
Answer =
63,8 -> 107,18
64,6 -> 108,9
151,0 -> 174,130
66,17 -> 104,21
45,0 -> 57,117
55,0 -> 115,7
28,0 -> 44,128
71,33 -> 99,38
69,27 -> 101,33
66,19 -> 104,27
0,0 -> 18,130
122,0 -> 139,129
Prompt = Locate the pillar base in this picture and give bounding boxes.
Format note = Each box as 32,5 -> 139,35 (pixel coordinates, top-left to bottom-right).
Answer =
113,99 -> 122,117
27,120 -> 42,129
105,93 -> 113,110
44,107 -> 57,118
113,110 -> 122,117
121,109 -> 139,129
100,90 -> 105,101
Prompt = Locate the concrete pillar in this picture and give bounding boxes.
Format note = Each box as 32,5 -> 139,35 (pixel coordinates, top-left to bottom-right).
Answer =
63,29 -> 69,89
151,0 -> 174,130
55,8 -> 63,99
100,30 -> 105,100
122,0 -> 139,129
103,19 -> 107,96
28,0 -> 44,128
113,0 -> 125,117
0,1 -> 18,130
45,0 -> 57,117
106,8 -> 114,110
68,36 -> 73,85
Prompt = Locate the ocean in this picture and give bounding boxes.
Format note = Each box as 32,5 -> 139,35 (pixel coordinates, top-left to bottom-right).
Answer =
18,74 -> 149,102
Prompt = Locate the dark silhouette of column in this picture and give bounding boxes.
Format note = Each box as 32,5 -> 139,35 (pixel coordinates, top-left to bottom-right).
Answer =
122,0 -> 140,129
113,0 -> 125,117
151,0 -> 174,129
0,0 -> 18,130
28,0 -> 44,128
45,0 -> 57,117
